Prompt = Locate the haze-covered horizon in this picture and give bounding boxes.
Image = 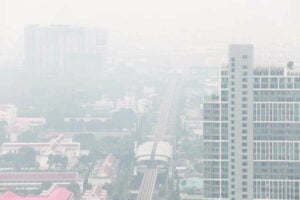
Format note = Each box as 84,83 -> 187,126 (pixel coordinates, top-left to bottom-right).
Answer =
1,2 -> 300,199
1,0 -> 300,66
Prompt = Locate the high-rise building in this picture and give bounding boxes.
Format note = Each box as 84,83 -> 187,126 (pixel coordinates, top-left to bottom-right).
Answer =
24,25 -> 107,79
204,44 -> 300,199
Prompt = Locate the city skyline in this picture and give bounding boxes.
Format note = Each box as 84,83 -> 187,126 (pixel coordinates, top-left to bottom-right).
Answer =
1,1 -> 300,200
0,0 -> 300,66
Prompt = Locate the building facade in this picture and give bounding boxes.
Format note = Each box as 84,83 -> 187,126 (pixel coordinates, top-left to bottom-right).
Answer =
204,44 -> 300,199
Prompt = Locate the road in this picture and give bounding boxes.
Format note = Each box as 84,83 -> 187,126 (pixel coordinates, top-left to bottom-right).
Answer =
137,80 -> 177,200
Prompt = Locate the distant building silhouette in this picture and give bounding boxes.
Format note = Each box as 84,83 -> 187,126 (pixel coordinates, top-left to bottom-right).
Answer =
24,25 -> 107,79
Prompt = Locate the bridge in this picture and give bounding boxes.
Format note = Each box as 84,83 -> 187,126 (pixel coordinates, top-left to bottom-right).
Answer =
136,80 -> 177,200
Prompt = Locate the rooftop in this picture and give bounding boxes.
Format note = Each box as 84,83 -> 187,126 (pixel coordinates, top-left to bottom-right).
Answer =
0,186 -> 72,200
0,172 -> 79,182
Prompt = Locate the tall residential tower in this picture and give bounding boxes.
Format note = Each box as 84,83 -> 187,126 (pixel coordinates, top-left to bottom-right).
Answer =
204,44 -> 300,199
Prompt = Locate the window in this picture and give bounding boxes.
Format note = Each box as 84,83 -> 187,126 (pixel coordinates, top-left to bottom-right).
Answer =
242,55 -> 248,59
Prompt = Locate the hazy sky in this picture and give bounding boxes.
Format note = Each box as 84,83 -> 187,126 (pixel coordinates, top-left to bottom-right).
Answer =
1,0 -> 300,64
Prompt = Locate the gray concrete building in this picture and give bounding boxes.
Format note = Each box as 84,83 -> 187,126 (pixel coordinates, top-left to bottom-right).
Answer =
204,44 -> 300,199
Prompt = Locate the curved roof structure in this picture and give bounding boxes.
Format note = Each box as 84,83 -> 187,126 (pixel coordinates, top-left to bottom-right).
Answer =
135,141 -> 172,163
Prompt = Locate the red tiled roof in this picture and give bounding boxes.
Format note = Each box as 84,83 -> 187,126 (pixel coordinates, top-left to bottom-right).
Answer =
0,187 -> 72,200
82,185 -> 107,200
104,154 -> 116,166
0,191 -> 20,200
2,143 -> 79,150
0,172 -> 78,182
98,164 -> 111,178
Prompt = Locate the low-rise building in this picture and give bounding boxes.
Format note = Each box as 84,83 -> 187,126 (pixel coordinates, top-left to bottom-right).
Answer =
0,172 -> 82,191
1,135 -> 80,169
0,104 -> 17,126
0,185 -> 73,200
90,154 -> 117,185
82,185 -> 107,200
94,99 -> 115,111
116,96 -> 136,112
5,118 -> 46,141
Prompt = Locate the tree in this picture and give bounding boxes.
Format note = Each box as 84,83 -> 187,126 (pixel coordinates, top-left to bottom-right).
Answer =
194,162 -> 203,173
40,182 -> 52,191
111,109 -> 137,129
83,178 -> 91,192
66,182 -> 81,198
52,155 -> 68,169
74,134 -> 97,150
18,130 -> 40,142
47,154 -> 54,169
15,146 -> 37,168
287,61 -> 294,69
